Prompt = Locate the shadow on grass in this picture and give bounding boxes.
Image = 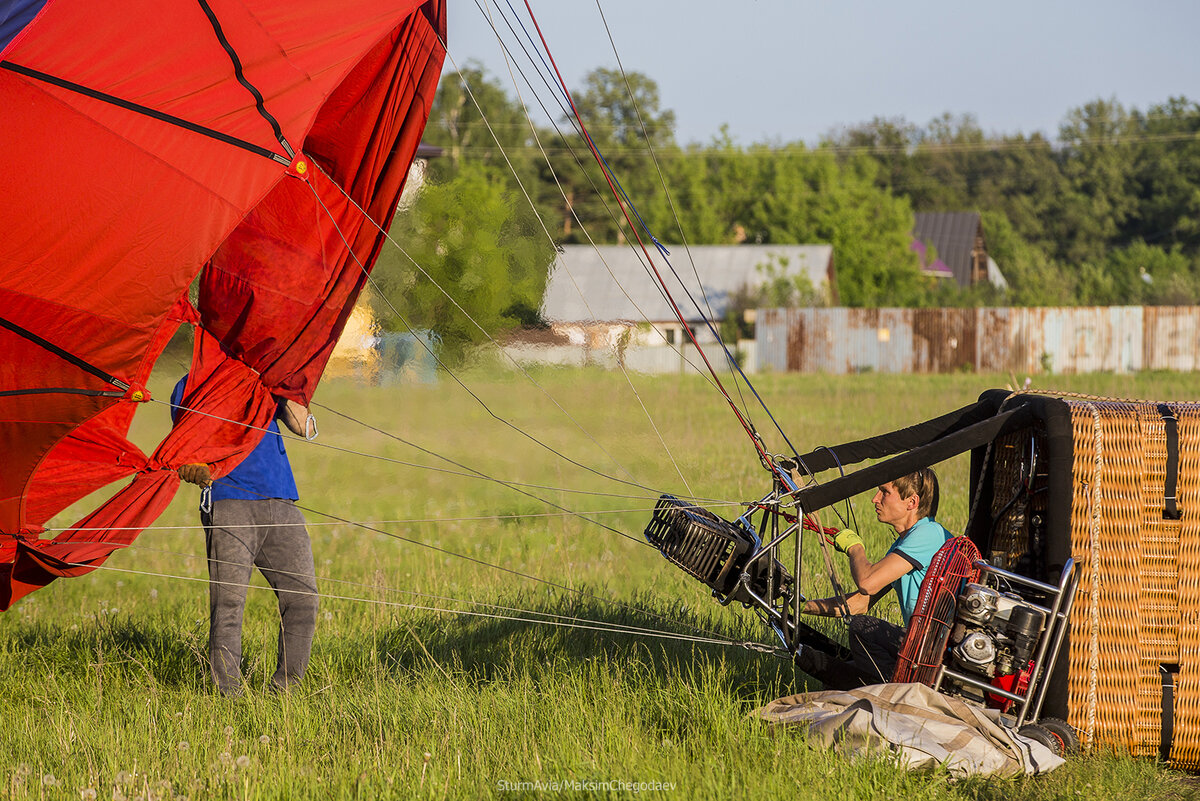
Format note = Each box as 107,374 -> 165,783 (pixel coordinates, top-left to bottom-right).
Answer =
1,616 -> 208,690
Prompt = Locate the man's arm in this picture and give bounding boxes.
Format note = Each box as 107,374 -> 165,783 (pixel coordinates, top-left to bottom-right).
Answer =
802,591 -> 871,617
802,583 -> 896,617
844,548 -> 915,596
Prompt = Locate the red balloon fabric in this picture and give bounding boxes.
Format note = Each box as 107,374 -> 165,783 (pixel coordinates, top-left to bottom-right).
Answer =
0,0 -> 446,608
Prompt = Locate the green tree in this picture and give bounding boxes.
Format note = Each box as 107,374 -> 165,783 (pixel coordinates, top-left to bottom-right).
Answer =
740,147 -> 924,306
371,164 -> 554,364
1051,99 -> 1139,265
1129,97 -> 1200,254
555,68 -> 677,245
980,211 -> 1074,306
424,63 -> 535,183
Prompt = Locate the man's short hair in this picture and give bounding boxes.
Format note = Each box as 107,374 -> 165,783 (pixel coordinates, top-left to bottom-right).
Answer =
892,467 -> 939,519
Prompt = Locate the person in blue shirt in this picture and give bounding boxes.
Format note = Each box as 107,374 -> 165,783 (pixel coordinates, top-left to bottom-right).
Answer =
171,376 -> 318,697
795,467 -> 953,689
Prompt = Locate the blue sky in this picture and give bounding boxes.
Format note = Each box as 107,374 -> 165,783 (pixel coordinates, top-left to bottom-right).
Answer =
444,0 -> 1200,145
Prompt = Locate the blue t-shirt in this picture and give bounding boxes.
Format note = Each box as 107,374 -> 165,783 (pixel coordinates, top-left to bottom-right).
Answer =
170,376 -> 299,503
885,517 -> 953,625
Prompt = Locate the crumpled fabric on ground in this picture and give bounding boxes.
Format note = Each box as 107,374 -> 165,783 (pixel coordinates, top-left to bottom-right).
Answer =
757,682 -> 1065,778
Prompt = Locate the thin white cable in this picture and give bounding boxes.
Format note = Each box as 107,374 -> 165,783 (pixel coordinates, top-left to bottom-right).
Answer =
75,561 -> 753,650
480,0 -> 694,497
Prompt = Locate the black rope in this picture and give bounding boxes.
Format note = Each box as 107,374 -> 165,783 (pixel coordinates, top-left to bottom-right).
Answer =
194,0 -> 294,160
0,387 -> 124,398
0,61 -> 290,165
0,314 -> 129,390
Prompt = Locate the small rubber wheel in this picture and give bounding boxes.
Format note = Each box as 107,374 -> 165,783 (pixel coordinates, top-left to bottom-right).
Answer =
1018,723 -> 1063,756
1037,717 -> 1080,755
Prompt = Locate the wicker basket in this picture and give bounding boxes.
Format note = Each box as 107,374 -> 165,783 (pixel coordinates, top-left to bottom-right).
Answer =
973,394 -> 1200,765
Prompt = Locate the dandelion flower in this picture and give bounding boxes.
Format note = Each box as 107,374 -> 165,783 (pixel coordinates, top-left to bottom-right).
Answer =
423,752 -> 432,761
115,770 -> 132,785
235,755 -> 250,769
16,764 -> 31,776
218,752 -> 232,766
41,774 -> 58,787
80,788 -> 97,800
258,735 -> 270,745
224,726 -> 234,737
177,741 -> 190,752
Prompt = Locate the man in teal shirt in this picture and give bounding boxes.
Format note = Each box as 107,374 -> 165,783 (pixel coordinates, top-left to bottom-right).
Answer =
796,467 -> 953,689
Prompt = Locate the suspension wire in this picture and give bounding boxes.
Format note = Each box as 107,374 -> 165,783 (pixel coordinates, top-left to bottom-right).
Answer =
180,471 -> 732,641
502,1 -> 857,620
454,1 -> 838,612
57,539 -> 730,644
75,560 -> 757,651
590,0 -> 754,420
518,2 -> 789,487
151,395 -> 709,507
308,401 -> 646,546
46,496 -> 749,535
451,4 -> 728,395
307,159 -> 646,488
300,170 -> 694,505
474,1 -> 693,498
582,1 -> 813,469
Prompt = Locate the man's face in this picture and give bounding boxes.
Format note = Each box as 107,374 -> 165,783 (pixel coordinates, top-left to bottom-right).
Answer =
872,481 -> 916,529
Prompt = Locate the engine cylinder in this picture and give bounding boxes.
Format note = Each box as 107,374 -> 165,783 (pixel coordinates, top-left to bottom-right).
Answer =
1007,605 -> 1045,665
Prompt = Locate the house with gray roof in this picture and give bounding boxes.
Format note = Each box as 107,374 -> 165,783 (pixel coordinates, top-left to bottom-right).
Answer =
508,244 -> 835,373
542,243 -> 835,325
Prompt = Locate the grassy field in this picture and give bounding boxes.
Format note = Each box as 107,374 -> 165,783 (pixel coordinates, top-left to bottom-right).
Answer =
3,365 -> 1200,799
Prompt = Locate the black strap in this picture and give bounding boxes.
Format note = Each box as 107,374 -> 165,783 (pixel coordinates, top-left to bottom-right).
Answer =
0,387 -> 124,398
0,61 -> 291,166
1161,663 -> 1178,761
195,0 -> 294,159
0,315 -> 129,391
1158,404 -> 1182,520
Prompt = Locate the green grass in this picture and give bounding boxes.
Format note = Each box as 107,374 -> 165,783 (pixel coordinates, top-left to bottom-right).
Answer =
3,367 -> 1200,799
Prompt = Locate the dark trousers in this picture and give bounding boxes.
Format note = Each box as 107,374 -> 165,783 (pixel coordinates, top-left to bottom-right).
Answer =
202,498 -> 318,694
794,615 -> 905,690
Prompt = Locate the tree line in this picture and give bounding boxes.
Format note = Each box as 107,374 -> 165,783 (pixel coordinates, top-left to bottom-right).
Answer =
373,64 -> 1200,354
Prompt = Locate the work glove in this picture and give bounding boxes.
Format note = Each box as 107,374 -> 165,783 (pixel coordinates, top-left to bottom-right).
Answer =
827,528 -> 863,554
178,463 -> 213,487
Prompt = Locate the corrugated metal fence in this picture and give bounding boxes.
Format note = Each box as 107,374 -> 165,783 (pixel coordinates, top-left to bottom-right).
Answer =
756,307 -> 1200,374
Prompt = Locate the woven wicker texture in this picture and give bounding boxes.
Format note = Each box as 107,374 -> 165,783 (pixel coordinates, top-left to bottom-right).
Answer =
1062,399 -> 1200,766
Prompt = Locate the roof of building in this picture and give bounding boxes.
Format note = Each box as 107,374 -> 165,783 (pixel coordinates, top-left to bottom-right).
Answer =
912,212 -> 983,287
541,244 -> 835,323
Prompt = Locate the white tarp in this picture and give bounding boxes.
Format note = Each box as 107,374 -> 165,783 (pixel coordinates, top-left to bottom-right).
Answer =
758,683 -> 1065,778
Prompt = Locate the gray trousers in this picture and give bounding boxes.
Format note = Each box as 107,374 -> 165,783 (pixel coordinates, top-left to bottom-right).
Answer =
201,498 -> 318,694
795,615 -> 905,690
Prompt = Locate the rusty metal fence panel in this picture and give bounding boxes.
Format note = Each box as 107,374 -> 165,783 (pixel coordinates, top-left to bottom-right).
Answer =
1145,307 -> 1200,372
758,306 -> 1197,374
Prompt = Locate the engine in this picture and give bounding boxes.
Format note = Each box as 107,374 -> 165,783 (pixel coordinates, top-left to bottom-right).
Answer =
948,583 -> 1046,679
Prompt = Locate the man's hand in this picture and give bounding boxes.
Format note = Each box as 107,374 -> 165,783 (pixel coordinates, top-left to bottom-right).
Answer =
178,463 -> 213,487
279,400 -> 312,437
829,528 -> 864,554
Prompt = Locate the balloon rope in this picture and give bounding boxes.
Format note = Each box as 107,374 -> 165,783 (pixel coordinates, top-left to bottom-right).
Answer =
74,560 -> 757,651
464,2 -> 695,497
520,0 -> 779,480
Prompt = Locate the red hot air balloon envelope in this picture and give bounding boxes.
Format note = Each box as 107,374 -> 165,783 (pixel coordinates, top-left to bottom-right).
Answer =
0,0 -> 447,608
